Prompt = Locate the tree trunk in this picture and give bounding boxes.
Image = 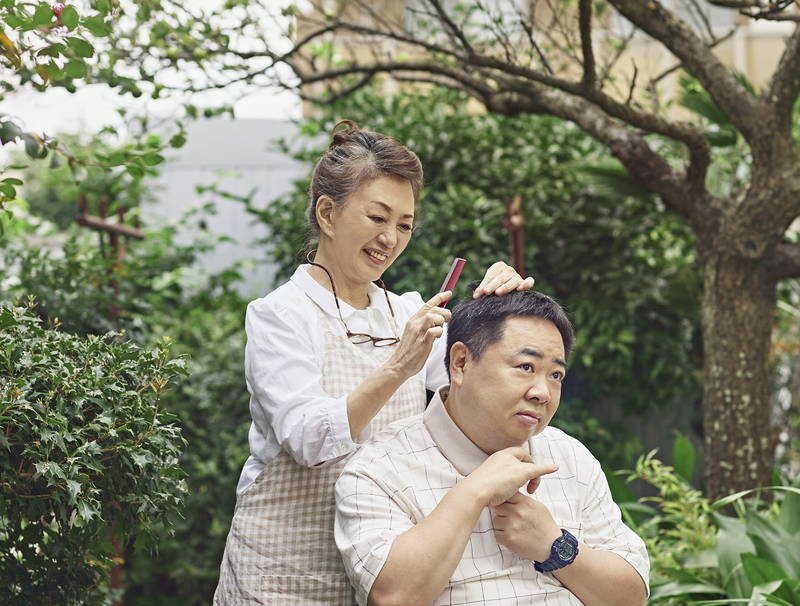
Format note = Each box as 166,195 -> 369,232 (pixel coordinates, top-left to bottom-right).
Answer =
700,250 -> 778,500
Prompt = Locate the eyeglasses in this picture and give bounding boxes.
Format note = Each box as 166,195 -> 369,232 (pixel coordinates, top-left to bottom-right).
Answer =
307,254 -> 400,347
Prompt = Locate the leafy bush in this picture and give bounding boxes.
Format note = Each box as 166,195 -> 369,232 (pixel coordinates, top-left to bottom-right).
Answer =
615,440 -> 800,605
3,216 -> 250,603
0,300 -> 188,604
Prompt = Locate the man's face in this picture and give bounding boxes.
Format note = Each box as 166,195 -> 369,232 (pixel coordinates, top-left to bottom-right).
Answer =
450,316 -> 567,454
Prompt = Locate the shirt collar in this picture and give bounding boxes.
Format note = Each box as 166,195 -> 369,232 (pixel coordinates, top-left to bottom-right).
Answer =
424,386 -> 532,476
289,264 -> 388,319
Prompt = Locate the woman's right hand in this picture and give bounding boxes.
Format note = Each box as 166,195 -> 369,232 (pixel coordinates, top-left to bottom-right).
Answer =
385,291 -> 452,379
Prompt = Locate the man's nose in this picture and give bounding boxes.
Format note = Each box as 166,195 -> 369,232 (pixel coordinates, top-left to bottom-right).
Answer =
525,376 -> 550,404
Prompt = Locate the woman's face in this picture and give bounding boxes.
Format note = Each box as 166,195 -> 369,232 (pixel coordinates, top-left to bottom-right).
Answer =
322,175 -> 416,285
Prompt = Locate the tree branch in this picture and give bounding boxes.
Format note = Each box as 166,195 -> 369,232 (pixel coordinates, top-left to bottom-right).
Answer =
765,23 -> 800,133
767,240 -> 800,280
609,0 -> 764,147
579,0 -> 595,88
516,86 -> 703,218
462,53 -> 711,185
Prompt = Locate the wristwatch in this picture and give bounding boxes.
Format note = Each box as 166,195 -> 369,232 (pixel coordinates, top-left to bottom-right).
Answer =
533,529 -> 579,573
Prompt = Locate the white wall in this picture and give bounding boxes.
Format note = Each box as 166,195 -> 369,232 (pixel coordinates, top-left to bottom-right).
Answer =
146,118 -> 305,298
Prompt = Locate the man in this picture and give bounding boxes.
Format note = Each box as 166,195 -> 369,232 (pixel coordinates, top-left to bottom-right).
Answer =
335,288 -> 649,606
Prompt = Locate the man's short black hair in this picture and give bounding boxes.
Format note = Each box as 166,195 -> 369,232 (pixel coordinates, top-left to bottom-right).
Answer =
445,283 -> 575,378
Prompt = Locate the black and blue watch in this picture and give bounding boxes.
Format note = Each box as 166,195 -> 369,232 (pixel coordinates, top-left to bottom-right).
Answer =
533,529 -> 579,573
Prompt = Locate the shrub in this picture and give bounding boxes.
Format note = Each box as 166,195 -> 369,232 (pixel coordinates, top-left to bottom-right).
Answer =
616,441 -> 800,605
0,300 -> 188,604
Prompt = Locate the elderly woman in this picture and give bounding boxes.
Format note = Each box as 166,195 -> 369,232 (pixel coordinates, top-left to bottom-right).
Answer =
214,121 -> 534,605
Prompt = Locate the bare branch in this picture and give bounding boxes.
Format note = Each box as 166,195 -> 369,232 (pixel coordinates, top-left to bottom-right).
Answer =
515,2 -> 554,74
768,240 -> 800,280
626,60 -> 638,106
426,0 -> 475,56
686,0 -> 716,41
765,24 -> 800,132
609,0 -> 763,147
598,23 -> 636,85
579,0 -> 596,88
463,53 -> 710,166
648,27 -> 736,89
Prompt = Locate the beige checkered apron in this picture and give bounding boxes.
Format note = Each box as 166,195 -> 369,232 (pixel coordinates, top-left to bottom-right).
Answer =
214,304 -> 426,605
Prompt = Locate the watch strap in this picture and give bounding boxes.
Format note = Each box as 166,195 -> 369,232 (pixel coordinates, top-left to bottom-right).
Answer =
533,528 -> 579,573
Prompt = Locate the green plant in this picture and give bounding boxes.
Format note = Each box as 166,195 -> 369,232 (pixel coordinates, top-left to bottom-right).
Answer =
0,299 -> 188,604
617,438 -> 800,605
2,208 -> 251,603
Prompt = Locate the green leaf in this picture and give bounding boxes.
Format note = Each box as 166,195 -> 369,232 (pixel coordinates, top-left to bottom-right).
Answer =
64,59 -> 87,79
777,488 -> 800,534
717,521 -> 756,599
169,134 -> 187,148
21,133 -> 47,159
33,3 -> 54,26
66,37 -> 94,58
83,15 -> 111,37
0,119 -> 23,144
61,5 -> 79,30
75,500 -> 100,525
745,510 -> 800,579
66,479 -> 82,502
126,163 -> 144,178
141,152 -> 165,166
649,581 -> 725,600
741,553 -> 789,587
673,432 -> 695,484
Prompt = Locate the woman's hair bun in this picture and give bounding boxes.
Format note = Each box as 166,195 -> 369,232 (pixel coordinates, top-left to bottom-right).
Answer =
329,119 -> 361,149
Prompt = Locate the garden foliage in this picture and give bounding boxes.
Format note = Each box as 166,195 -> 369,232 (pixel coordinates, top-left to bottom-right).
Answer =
2,207 -> 250,603
615,437 -> 800,605
0,299 -> 187,603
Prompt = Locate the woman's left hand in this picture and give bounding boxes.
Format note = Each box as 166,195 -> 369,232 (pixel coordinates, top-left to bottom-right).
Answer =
473,262 -> 535,298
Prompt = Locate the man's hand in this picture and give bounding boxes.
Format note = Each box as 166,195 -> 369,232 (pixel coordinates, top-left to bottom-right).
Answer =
491,495 -> 562,562
464,447 -> 558,508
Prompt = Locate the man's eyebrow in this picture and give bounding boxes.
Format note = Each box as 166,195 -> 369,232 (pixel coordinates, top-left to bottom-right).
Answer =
370,200 -> 414,220
519,347 -> 568,370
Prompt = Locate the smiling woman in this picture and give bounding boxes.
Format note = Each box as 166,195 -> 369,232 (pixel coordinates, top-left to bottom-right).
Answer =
213,120 -> 535,605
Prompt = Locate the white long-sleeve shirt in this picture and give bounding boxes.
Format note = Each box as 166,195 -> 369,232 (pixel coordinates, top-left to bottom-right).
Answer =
236,264 -> 449,495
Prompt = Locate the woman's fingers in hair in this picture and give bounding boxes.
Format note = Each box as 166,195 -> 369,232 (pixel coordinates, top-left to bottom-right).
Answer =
474,262 -> 533,297
517,276 -> 536,291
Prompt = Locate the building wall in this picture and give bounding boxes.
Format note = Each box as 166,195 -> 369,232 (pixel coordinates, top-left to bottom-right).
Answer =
146,118 -> 305,298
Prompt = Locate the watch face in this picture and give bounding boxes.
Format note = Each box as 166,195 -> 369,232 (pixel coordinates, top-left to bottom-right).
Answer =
556,539 -> 576,561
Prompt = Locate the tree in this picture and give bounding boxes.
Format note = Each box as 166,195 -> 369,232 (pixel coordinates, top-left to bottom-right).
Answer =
91,0 -> 800,499
0,1 -> 185,223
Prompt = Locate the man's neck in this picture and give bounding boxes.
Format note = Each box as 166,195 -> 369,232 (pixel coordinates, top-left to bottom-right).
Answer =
443,386 -> 513,455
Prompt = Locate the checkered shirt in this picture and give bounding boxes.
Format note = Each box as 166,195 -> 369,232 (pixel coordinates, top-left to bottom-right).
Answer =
335,387 -> 650,606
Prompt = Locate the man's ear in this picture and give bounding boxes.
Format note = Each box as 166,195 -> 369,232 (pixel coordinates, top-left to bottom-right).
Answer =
449,342 -> 469,387
315,195 -> 336,238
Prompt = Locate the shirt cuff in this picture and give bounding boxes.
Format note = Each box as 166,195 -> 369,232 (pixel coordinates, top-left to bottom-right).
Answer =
323,394 -> 358,461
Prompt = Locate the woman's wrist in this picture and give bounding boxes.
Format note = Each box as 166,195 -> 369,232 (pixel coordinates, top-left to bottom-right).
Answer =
381,359 -> 411,384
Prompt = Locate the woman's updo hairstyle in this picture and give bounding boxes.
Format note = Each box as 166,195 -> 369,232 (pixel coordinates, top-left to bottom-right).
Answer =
307,120 -> 424,236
